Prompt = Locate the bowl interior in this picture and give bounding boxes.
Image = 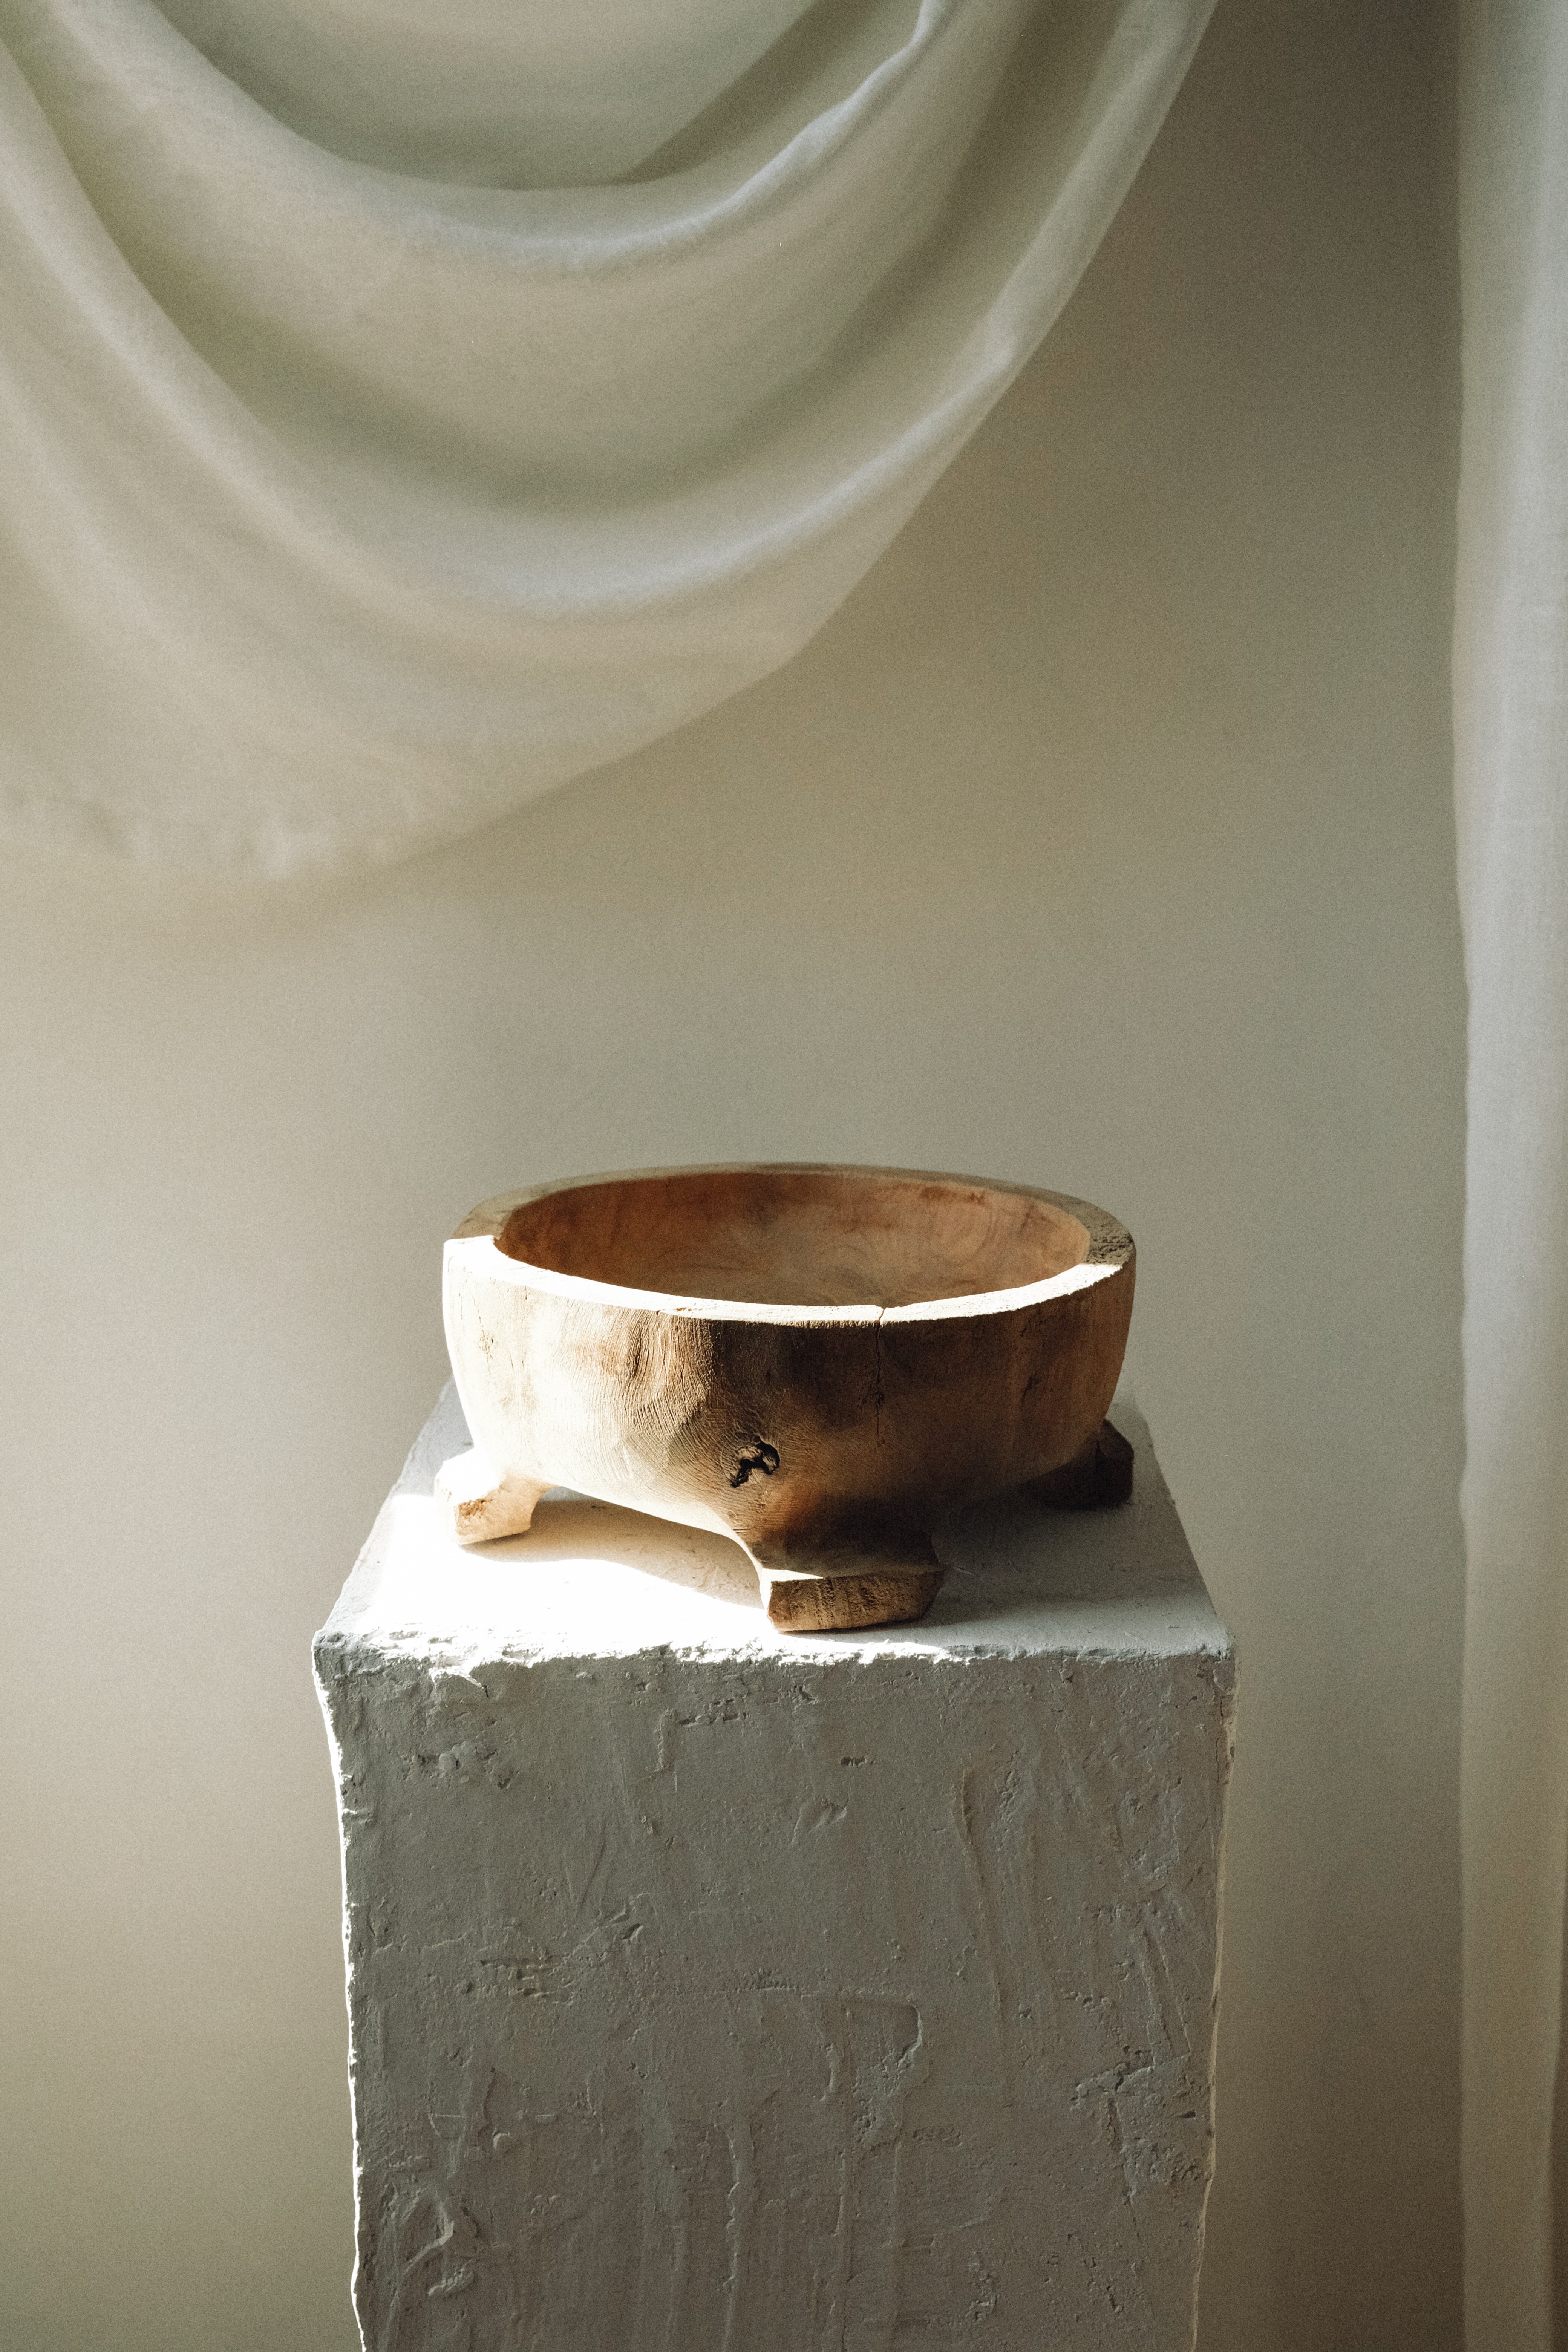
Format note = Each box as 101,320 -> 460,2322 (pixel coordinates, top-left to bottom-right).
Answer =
498,1167 -> 1092,1309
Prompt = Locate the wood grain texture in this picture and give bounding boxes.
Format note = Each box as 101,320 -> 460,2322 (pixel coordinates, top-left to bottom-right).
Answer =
758,1565 -> 946,1632
440,1164 -> 1135,1630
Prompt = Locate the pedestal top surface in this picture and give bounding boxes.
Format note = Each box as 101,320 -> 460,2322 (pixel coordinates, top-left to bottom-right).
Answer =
321,1384 -> 1231,1672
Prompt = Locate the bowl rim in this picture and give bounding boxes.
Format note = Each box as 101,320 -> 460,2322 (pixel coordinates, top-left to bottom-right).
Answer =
445,1161 -> 1133,1327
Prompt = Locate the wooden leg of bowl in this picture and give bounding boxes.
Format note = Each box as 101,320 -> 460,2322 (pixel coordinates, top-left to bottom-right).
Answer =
756,1565 -> 946,1634
1026,1420 -> 1135,1511
435,1447 -> 551,1546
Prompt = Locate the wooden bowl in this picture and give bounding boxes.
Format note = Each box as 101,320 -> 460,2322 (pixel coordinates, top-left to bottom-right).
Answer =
438,1163 -> 1135,1632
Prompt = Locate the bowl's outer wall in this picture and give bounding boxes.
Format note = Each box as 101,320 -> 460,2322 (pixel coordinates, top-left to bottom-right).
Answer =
443,1176 -> 1135,1571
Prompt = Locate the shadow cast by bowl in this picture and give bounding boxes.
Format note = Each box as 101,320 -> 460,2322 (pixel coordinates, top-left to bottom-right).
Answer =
475,1491 -> 764,1613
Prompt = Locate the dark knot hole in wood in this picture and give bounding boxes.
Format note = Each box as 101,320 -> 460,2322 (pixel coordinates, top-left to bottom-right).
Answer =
729,1440 -> 781,1488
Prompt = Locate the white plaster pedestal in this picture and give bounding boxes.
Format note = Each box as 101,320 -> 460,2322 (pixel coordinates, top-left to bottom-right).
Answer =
315,1386 -> 1234,2352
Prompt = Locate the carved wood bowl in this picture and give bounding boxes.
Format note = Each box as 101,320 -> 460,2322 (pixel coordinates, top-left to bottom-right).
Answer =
438,1163 -> 1135,1632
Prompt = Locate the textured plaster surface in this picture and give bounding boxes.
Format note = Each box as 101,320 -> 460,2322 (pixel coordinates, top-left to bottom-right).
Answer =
315,1388 -> 1234,2351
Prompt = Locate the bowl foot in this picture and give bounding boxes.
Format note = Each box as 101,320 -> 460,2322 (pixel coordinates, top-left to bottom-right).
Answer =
436,1447 -> 551,1545
756,1565 -> 945,1634
1026,1420 -> 1135,1510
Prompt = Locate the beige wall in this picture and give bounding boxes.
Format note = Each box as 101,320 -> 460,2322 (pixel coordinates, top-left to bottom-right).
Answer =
0,2 -> 1462,2345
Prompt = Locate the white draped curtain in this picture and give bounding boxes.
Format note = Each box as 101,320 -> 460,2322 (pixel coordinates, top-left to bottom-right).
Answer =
0,0 -> 1213,873
1456,3 -> 1568,2347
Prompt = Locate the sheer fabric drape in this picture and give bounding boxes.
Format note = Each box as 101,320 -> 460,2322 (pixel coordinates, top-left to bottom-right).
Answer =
1455,3 -> 1568,2344
0,0 -> 1213,873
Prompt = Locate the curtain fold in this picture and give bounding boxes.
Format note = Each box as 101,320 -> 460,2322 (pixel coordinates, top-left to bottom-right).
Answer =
0,0 -> 1214,874
1455,3 -> 1568,2344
